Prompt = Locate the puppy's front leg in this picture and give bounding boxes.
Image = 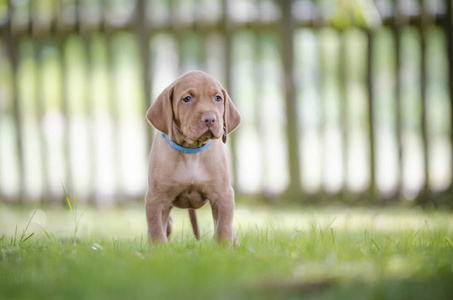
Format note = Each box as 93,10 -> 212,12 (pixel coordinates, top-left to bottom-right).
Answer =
145,192 -> 171,244
211,189 -> 236,245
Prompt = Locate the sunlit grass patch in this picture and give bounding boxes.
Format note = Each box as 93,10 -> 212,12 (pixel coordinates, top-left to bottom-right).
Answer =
0,204 -> 452,299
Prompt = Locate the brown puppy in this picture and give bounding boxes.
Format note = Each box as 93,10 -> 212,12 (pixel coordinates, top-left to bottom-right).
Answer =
145,71 -> 241,245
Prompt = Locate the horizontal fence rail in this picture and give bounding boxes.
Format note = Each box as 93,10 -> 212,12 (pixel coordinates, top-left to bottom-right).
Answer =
0,0 -> 452,207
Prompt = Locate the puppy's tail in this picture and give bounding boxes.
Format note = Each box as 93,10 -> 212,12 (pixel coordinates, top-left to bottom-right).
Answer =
188,208 -> 200,240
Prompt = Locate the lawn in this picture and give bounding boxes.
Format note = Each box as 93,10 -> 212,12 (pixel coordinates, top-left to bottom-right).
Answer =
1,203 -> 452,300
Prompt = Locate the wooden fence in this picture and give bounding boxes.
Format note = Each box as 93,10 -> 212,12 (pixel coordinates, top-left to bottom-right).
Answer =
0,0 -> 452,206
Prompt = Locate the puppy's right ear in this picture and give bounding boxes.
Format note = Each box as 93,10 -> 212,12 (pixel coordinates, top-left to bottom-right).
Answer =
146,84 -> 175,141
221,88 -> 241,143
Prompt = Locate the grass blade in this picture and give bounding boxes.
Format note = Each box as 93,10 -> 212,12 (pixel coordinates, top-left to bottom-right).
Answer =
74,210 -> 85,238
20,233 -> 35,244
326,217 -> 337,229
37,224 -> 50,239
13,225 -> 18,246
385,236 -> 395,243
20,210 -> 37,242
371,239 -> 381,251
74,193 -> 78,213
61,181 -> 74,214
424,219 -> 430,231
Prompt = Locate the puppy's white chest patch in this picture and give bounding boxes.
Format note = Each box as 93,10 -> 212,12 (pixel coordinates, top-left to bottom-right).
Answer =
175,156 -> 208,184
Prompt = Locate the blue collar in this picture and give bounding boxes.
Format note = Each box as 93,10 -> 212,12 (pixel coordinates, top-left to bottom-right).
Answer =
161,133 -> 212,154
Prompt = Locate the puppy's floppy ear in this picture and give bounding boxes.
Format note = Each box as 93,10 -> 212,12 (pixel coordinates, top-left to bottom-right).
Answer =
222,88 -> 241,143
147,84 -> 175,142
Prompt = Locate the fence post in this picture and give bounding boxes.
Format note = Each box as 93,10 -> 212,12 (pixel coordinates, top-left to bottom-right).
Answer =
393,0 -> 404,202
442,0 -> 453,205
79,0 -> 95,204
281,0 -> 302,200
339,30 -> 349,201
30,0 -> 51,204
448,0 -> 453,191
103,2 -> 121,205
221,0 -> 240,192
6,0 -> 25,204
366,28 -> 377,202
136,0 -> 153,148
417,0 -> 431,205
56,0 -> 72,206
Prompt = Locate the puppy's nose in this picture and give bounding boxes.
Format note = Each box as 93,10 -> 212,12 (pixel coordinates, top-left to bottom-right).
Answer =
201,113 -> 216,128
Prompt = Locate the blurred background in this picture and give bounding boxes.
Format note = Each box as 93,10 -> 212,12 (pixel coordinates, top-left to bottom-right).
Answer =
0,0 -> 452,207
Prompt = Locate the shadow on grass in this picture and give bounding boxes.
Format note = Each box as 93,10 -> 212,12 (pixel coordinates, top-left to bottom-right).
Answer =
247,266 -> 453,300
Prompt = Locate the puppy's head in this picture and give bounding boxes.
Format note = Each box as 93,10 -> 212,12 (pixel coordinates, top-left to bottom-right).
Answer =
147,71 -> 241,145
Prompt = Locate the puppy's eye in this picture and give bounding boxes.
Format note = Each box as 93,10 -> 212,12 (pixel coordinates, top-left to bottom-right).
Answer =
182,96 -> 192,103
215,95 -> 222,102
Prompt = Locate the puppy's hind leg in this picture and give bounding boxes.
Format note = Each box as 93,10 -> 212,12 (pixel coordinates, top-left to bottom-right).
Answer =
166,213 -> 173,238
188,208 -> 200,240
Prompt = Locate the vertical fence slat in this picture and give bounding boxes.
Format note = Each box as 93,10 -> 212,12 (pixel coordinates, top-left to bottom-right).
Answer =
6,1 -> 25,203
136,0 -> 153,148
281,0 -> 302,200
80,1 -> 94,204
447,0 -> 453,199
318,30 -> 326,196
366,28 -> 378,202
104,6 -> 121,205
171,0 -> 183,74
57,1 -> 71,205
339,30 -> 349,201
254,30 -> 264,195
393,0 -> 404,202
221,0 -> 239,191
0,28 -> 3,201
418,0 -> 431,204
256,31 -> 268,197
31,1 -> 50,204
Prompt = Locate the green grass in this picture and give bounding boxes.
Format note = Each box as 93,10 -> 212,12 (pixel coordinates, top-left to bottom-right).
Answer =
1,204 -> 452,300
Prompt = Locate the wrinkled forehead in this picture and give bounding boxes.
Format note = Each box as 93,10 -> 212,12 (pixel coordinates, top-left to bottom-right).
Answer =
173,72 -> 223,97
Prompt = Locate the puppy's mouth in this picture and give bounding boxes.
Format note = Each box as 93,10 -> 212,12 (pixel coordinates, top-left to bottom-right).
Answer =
196,129 -> 220,144
181,126 -> 221,146
198,130 -> 214,143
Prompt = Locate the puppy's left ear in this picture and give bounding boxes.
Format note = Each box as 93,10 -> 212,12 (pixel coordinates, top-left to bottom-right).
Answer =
222,89 -> 241,143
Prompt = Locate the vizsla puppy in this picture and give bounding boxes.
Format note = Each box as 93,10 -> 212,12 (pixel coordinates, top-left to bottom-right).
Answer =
145,70 -> 241,245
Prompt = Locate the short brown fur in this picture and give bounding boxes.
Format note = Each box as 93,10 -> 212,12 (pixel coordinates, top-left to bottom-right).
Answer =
145,70 -> 241,245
